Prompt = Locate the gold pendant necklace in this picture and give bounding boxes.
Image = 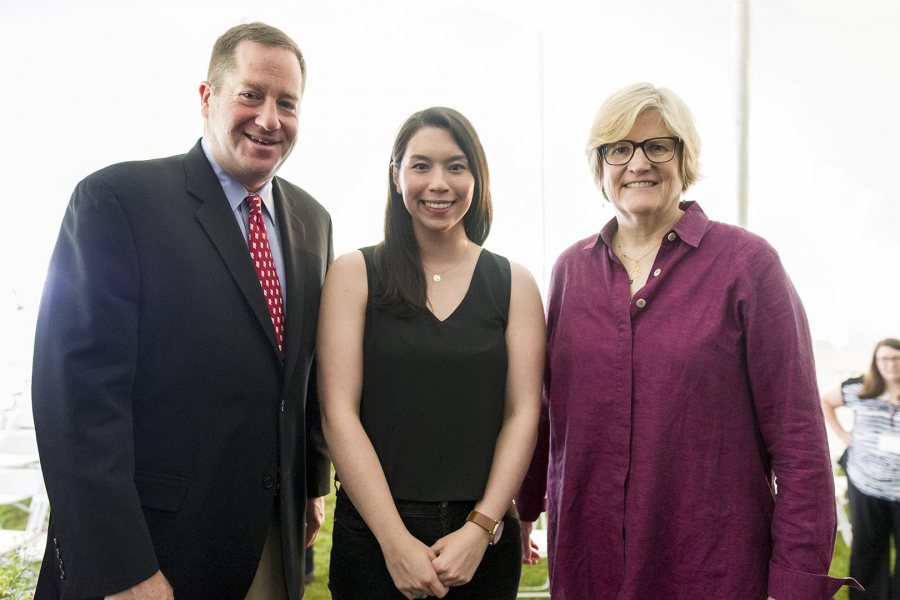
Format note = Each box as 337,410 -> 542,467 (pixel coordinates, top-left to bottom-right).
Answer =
424,240 -> 470,282
618,240 -> 661,284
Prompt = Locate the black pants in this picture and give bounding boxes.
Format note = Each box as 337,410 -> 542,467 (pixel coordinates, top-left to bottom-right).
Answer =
328,488 -> 521,599
849,478 -> 900,600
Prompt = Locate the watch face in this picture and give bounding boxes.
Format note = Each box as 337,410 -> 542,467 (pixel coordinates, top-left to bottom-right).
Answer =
492,519 -> 504,544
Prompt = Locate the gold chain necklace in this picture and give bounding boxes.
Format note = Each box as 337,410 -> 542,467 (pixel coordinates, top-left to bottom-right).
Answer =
617,240 -> 662,283
423,240 -> 470,282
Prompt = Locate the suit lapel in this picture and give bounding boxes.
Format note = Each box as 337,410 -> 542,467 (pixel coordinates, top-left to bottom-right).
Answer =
272,178 -> 308,382
184,143 -> 282,358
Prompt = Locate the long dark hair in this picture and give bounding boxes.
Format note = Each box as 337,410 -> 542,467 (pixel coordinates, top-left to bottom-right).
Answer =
859,337 -> 900,399
372,107 -> 492,316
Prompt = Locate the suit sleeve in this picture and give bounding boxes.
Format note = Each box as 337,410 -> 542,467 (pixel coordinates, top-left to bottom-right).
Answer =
305,215 -> 334,498
33,176 -> 159,598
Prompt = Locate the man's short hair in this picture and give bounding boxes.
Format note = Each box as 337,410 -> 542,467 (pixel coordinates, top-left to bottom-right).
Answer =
208,22 -> 306,91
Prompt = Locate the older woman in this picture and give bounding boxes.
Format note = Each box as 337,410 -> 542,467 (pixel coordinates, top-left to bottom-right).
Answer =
515,83 -> 861,599
822,338 -> 900,599
319,107 -> 545,599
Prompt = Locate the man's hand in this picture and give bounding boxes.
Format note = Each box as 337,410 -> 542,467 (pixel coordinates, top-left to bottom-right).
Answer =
305,496 -> 325,547
105,570 -> 173,600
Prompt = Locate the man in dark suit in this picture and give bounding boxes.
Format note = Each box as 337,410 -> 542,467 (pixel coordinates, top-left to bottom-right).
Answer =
31,22 -> 331,600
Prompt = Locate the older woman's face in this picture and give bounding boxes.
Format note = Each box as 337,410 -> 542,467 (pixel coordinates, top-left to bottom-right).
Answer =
602,110 -> 683,221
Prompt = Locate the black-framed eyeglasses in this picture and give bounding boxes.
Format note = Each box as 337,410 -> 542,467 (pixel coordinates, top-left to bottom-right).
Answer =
599,136 -> 681,166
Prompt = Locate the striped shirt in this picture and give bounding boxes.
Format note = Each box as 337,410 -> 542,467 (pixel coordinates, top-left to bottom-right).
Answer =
844,376 -> 900,500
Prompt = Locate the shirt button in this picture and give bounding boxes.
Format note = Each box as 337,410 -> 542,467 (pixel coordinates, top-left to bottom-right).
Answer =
636,298 -> 647,308
653,268 -> 661,277
262,477 -> 275,489
667,232 -> 677,242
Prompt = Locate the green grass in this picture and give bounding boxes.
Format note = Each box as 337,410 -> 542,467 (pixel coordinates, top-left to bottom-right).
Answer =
0,501 -> 39,598
0,503 -> 29,531
830,533 -> 851,600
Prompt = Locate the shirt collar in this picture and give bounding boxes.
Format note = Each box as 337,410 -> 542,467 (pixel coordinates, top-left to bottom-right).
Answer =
589,200 -> 709,251
201,137 -> 275,215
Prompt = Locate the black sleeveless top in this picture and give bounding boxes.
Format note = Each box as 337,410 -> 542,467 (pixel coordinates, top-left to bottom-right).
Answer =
359,246 -> 511,501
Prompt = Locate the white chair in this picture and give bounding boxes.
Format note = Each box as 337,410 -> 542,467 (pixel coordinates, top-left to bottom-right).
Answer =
0,429 -> 40,467
0,466 -> 48,560
3,406 -> 35,430
834,472 -> 852,546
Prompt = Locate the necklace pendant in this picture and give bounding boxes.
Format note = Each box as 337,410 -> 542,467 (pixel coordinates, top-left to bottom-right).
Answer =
433,274 -> 441,282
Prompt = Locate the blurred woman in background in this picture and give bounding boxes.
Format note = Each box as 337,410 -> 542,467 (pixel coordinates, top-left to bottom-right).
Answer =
823,338 -> 900,600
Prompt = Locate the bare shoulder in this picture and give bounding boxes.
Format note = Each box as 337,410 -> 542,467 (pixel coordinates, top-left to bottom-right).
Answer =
326,250 -> 367,282
506,261 -> 544,321
322,250 -> 369,304
508,261 -> 540,294
331,249 -> 366,272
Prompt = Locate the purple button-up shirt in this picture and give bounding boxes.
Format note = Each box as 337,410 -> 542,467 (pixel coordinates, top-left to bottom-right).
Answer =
517,202 -> 860,599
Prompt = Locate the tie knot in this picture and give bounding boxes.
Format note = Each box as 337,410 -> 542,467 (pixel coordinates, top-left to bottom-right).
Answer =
246,194 -> 263,216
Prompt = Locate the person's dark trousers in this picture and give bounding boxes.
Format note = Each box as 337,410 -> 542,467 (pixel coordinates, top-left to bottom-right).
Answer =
304,542 -> 314,584
848,478 -> 900,599
328,487 -> 521,599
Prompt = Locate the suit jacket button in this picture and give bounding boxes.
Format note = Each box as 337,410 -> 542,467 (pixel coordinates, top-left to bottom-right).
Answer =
262,477 -> 275,489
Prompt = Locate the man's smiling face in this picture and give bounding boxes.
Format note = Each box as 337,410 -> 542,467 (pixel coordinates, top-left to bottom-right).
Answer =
200,40 -> 303,192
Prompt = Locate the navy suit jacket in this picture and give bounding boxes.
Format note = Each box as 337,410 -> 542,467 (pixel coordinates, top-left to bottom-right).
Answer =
32,141 -> 332,599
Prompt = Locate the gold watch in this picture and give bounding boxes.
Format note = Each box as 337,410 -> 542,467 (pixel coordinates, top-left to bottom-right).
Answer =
466,510 -> 504,545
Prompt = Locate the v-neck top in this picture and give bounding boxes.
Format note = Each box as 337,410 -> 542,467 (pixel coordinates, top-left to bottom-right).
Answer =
359,245 -> 511,501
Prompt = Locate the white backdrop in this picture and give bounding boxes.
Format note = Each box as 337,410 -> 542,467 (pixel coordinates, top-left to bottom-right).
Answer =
2,0 -> 898,400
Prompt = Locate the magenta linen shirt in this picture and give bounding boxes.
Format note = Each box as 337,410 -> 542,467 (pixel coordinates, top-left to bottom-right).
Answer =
516,202 -> 861,599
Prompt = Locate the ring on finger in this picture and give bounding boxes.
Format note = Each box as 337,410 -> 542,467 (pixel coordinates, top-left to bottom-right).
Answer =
412,593 -> 427,599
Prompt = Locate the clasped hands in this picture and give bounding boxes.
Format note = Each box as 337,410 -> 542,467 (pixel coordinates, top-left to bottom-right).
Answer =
385,522 -> 491,600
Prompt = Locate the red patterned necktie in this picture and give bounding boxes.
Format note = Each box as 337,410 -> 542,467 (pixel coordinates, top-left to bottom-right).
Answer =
246,194 -> 284,354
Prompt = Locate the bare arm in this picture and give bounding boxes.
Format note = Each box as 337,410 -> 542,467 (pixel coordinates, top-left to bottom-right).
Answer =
821,386 -> 851,447
430,262 -> 546,585
317,252 -> 447,600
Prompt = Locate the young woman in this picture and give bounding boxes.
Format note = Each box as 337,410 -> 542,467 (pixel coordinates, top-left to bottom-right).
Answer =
317,107 -> 545,600
823,338 -> 900,599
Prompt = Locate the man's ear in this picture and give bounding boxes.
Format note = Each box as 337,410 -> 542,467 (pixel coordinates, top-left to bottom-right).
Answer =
199,81 -> 213,118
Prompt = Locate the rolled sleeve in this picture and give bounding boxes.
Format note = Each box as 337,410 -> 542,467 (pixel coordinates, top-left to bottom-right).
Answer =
768,560 -> 863,599
739,241 -> 861,598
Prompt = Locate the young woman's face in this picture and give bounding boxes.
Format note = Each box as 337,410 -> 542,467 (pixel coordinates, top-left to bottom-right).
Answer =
876,345 -> 900,382
392,127 -> 474,238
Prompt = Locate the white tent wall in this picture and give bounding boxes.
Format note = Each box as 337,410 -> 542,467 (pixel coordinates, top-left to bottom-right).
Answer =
1,0 -> 898,395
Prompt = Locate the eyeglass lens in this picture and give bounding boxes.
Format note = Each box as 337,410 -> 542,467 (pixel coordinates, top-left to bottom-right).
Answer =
603,137 -> 678,166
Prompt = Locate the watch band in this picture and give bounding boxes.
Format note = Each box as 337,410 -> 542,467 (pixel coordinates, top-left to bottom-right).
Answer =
466,510 -> 501,544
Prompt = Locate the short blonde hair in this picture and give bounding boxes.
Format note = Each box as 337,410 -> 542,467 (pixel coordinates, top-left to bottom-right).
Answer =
586,83 -> 701,194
